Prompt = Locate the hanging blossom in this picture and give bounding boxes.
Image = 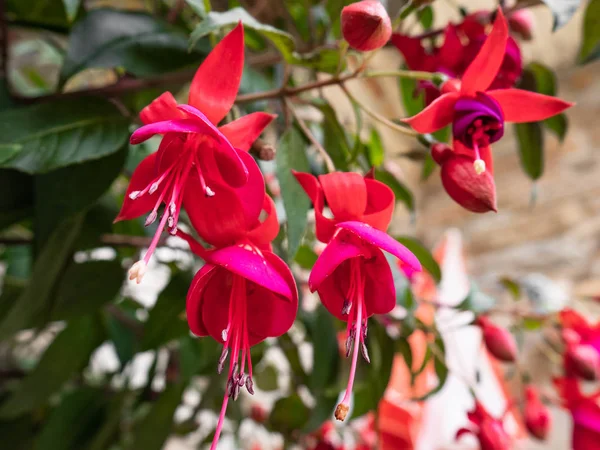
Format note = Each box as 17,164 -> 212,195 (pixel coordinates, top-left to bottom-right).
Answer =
560,309 -> 600,380
115,23 -> 275,283
403,9 -> 573,176
554,377 -> 600,450
456,400 -> 512,450
293,171 -> 421,421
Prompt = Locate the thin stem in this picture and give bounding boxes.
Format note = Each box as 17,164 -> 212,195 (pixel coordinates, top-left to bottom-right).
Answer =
340,84 -> 418,137
364,70 -> 440,81
285,98 -> 336,173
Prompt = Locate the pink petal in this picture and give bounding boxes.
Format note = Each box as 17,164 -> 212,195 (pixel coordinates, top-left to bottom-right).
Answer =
488,89 -> 574,123
461,9 -> 509,95
219,112 -> 276,151
205,245 -> 293,300
362,248 -> 396,316
336,221 -> 422,271
308,229 -> 369,293
130,118 -> 221,145
363,178 -> 395,231
114,152 -> 159,222
318,172 -> 368,221
139,91 -> 185,124
188,23 -> 244,125
292,170 -> 337,243
186,264 -> 217,337
403,92 -> 459,134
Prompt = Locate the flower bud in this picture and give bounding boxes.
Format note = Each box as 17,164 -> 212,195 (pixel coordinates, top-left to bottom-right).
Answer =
477,316 -> 517,362
565,344 -> 600,381
440,155 -> 497,213
341,1 -> 392,51
524,385 -> 551,441
508,9 -> 534,41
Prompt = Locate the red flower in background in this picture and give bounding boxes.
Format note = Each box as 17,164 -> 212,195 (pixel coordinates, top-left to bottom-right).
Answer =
524,385 -> 551,441
294,171 -> 421,420
477,315 -> 518,362
560,309 -> 600,380
403,10 -> 572,176
456,401 -> 512,450
115,23 -> 275,282
555,377 -> 600,450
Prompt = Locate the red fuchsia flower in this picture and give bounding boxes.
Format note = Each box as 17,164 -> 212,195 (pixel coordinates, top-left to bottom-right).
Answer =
554,377 -> 600,450
341,0 -> 392,51
456,401 -> 512,450
508,9 -> 535,41
403,9 -> 573,176
524,385 -> 551,440
293,171 -> 422,421
476,316 -> 518,362
431,142 -> 497,213
560,309 -> 600,380
186,244 -> 298,450
115,23 -> 275,283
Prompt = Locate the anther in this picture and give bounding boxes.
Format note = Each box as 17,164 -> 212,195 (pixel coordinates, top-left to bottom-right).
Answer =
237,373 -> 245,386
245,376 -> 255,395
205,186 -> 215,197
221,329 -> 228,342
360,342 -> 370,363
232,382 -> 241,401
145,211 -> 158,227
129,190 -> 141,200
473,159 -> 486,175
167,216 -> 174,228
169,202 -> 176,215
345,333 -> 354,358
128,260 -> 147,284
149,182 -> 159,194
217,346 -> 228,374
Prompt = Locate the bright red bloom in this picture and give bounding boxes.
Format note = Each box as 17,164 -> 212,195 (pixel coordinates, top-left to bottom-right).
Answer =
555,377 -> 600,450
294,171 -> 421,421
341,0 -> 392,52
524,385 -> 551,441
115,23 -> 275,282
560,309 -> 600,380
456,401 -> 512,450
477,315 -> 518,362
403,9 -> 573,176
186,244 -> 298,450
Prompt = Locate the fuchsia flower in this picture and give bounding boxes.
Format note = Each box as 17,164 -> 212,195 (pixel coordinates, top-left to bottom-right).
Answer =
403,9 -> 573,176
115,23 -> 275,282
524,385 -> 551,441
477,315 -> 518,362
560,309 -> 600,380
341,0 -> 392,52
293,171 -> 421,420
555,377 -> 600,450
456,401 -> 512,450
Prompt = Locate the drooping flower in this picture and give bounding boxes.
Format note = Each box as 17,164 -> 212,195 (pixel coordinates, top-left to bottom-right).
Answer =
115,23 -> 275,282
403,9 -> 573,175
186,244 -> 298,450
524,385 -> 551,441
554,377 -> 600,450
294,171 -> 422,420
456,401 -> 512,450
431,142 -> 497,213
477,315 -> 518,362
560,309 -> 600,380
341,0 -> 392,52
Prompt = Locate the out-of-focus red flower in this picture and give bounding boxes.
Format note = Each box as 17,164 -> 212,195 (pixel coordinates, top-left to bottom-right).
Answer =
524,385 -> 551,440
508,9 -> 534,40
456,401 -> 512,450
560,309 -> 600,380
555,377 -> 600,450
477,316 -> 518,362
341,0 -> 392,51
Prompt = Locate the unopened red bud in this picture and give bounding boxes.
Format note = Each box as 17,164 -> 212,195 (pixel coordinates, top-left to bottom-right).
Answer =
566,344 -> 600,381
341,1 -> 392,52
478,317 -> 517,362
524,385 -> 551,441
508,9 -> 534,41
441,155 -> 497,213
431,143 -> 453,165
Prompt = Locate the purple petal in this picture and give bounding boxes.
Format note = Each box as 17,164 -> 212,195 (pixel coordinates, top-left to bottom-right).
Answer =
336,221 -> 422,272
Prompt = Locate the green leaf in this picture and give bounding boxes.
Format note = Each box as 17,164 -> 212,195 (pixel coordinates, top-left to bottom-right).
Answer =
579,0 -> 600,63
0,169 -> 33,230
500,277 -> 521,301
0,214 -> 84,339
105,313 -> 138,367
62,0 -> 81,22
6,0 -> 71,30
396,338 -> 413,372
544,113 -> 568,142
34,146 -> 127,247
179,336 -> 221,378
0,416 -> 35,450
303,392 -> 337,433
129,382 -> 187,450
0,98 -> 129,174
50,260 -> 123,321
367,128 -> 385,167
541,0 -> 583,30
312,100 -> 351,170
526,62 -> 556,96
418,5 -> 434,29
394,237 -> 441,282
0,277 -> 26,324
61,9 -> 208,84
421,153 -> 436,180
294,244 -> 318,269
34,388 -> 107,450
515,122 -> 544,180
0,315 -> 105,418
85,393 -> 127,450
373,168 -> 414,212
141,272 -> 191,350
412,335 -> 448,401
269,394 -> 310,433
306,305 -> 340,393
255,365 -> 279,391
399,75 -> 424,117
523,317 -> 543,331
276,128 -> 311,261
